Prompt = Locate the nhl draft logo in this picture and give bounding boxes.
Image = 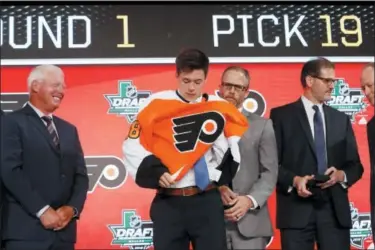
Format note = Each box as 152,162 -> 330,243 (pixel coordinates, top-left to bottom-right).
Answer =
108,209 -> 153,250
350,202 -> 372,249
326,79 -> 369,124
104,80 -> 151,123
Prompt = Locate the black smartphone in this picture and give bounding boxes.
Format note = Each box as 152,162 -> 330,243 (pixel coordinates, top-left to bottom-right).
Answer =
314,174 -> 330,183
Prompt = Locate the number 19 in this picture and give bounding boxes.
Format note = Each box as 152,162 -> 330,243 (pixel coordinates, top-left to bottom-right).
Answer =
319,14 -> 362,47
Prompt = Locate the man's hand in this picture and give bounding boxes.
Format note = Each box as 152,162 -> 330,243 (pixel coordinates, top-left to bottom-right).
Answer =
293,175 -> 315,198
54,206 -> 75,231
218,186 -> 238,206
40,207 -> 62,230
159,172 -> 175,188
318,166 -> 345,189
224,196 -> 252,222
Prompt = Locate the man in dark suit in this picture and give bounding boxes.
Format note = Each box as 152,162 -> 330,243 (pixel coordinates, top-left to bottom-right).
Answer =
270,58 -> 364,250
1,65 -> 89,250
360,62 -> 374,239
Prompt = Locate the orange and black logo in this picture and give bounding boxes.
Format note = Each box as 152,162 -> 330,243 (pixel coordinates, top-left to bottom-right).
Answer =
172,111 -> 225,153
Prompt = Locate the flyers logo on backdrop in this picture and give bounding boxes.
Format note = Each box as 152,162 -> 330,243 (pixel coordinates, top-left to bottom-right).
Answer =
136,99 -> 248,181
215,90 -> 267,117
85,156 -> 127,193
172,111 -> 225,152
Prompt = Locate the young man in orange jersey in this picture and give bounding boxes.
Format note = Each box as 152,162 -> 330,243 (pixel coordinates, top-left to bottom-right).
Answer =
122,49 -> 248,250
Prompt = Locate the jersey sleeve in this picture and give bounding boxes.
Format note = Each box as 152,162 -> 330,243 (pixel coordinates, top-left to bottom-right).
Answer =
122,92 -> 169,188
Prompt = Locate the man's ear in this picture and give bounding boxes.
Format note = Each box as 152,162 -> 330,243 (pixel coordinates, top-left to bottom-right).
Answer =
305,76 -> 314,88
30,81 -> 40,93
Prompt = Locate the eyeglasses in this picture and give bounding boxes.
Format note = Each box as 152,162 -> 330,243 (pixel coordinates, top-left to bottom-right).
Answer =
221,82 -> 248,92
310,75 -> 337,85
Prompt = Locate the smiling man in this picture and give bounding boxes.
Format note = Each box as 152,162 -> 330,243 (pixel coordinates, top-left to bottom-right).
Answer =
1,65 -> 89,250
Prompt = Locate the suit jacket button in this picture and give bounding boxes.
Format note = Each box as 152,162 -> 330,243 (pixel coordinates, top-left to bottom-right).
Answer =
61,174 -> 66,178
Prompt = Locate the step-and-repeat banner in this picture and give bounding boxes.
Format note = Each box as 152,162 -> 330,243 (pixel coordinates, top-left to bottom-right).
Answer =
1,4 -> 374,250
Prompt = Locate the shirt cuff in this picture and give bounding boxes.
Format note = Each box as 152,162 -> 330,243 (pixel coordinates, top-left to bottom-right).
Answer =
72,207 -> 79,218
246,195 -> 259,210
288,186 -> 293,193
36,205 -> 50,218
340,172 -> 348,189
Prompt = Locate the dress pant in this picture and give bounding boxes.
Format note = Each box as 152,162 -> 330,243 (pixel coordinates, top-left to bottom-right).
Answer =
150,188 -> 227,250
280,193 -> 350,250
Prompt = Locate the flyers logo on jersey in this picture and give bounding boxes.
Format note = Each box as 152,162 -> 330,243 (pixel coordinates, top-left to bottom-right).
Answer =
172,111 -> 225,153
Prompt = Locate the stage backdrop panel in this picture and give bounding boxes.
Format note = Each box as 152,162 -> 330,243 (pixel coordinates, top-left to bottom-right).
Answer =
1,2 -> 374,249
1,63 -> 373,249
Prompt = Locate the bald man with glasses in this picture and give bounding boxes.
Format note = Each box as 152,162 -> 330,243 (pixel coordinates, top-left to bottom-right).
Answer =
218,66 -> 278,250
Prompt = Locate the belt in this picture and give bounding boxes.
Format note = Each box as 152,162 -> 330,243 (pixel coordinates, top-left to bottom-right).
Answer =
157,183 -> 217,197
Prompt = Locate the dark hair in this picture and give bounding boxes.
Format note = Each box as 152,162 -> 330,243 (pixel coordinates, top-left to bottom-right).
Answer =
300,57 -> 335,88
175,48 -> 209,77
222,66 -> 250,87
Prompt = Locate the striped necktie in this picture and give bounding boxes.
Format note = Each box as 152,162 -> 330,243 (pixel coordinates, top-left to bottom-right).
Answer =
42,116 -> 59,148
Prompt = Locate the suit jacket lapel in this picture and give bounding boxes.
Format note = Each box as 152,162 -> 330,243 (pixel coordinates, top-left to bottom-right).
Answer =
323,105 -> 333,166
295,99 -> 317,158
238,109 -> 251,147
23,104 -> 60,155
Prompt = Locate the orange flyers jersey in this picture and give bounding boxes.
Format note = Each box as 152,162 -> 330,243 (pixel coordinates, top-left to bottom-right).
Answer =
122,90 -> 248,186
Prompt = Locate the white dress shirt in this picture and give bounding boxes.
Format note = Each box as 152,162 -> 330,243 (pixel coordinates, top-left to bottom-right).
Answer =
288,96 -> 347,192
28,102 -> 58,137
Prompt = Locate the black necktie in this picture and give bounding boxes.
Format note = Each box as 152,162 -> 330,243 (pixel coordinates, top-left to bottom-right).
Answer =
42,116 -> 59,148
312,105 -> 327,174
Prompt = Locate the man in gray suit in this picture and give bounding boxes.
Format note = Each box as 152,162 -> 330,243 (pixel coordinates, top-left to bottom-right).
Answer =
218,66 -> 278,250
